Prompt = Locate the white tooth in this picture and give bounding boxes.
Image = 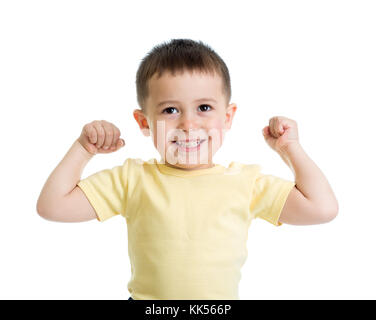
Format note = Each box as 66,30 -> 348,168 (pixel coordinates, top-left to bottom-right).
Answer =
176,140 -> 201,147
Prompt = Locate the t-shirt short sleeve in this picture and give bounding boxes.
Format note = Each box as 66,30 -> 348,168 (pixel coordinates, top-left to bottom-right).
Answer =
77,159 -> 130,222
249,168 -> 296,226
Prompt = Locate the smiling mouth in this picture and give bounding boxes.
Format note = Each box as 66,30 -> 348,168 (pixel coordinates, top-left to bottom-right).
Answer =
171,139 -> 206,149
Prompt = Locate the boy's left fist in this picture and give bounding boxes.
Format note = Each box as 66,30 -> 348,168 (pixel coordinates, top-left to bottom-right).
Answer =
262,116 -> 299,153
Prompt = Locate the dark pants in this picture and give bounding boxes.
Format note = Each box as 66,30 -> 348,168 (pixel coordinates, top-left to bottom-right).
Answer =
128,297 -> 133,300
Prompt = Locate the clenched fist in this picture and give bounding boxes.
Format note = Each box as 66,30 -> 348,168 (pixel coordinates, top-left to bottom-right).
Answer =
262,116 -> 299,154
77,120 -> 125,155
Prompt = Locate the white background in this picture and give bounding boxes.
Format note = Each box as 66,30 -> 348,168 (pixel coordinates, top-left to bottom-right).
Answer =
0,0 -> 375,299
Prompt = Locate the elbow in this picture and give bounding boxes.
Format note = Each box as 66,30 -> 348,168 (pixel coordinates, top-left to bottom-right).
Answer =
36,200 -> 48,220
319,201 -> 339,223
37,208 -> 57,222
36,199 -> 45,217
36,200 -> 54,221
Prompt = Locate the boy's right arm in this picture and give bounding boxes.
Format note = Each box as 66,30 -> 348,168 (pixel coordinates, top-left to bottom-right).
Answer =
36,120 -> 125,222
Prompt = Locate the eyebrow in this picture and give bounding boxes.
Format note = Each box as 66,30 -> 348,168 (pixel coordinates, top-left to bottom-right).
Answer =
156,98 -> 217,108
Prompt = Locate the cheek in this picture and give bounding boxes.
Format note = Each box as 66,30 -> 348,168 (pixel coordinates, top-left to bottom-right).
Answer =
206,119 -> 226,142
149,121 -> 162,148
210,119 -> 225,130
150,120 -> 173,148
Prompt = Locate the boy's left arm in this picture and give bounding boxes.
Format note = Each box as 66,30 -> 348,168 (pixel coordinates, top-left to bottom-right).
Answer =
262,116 -> 339,225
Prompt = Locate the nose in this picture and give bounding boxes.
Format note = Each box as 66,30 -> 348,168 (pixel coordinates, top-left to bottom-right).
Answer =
177,111 -> 200,131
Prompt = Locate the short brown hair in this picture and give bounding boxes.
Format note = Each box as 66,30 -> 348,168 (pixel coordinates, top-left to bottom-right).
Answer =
136,39 -> 231,112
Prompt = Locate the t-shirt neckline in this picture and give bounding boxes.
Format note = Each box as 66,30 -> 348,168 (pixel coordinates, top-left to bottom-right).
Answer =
154,159 -> 225,177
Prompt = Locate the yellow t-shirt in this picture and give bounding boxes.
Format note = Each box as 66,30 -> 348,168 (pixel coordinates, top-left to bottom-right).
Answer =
77,158 -> 295,300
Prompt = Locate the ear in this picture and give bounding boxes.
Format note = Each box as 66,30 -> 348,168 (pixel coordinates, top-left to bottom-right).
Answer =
224,103 -> 237,131
133,109 -> 151,137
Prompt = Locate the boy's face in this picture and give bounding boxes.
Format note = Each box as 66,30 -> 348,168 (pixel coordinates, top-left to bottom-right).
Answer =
133,70 -> 237,170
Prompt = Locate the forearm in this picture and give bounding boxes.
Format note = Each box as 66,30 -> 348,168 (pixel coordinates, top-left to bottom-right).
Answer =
37,139 -> 94,211
279,143 -> 338,212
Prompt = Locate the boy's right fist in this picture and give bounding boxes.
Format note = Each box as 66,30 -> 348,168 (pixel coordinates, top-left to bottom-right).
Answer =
78,120 -> 125,155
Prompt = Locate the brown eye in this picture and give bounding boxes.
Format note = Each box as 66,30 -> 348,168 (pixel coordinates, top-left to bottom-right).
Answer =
162,107 -> 178,114
198,104 -> 212,112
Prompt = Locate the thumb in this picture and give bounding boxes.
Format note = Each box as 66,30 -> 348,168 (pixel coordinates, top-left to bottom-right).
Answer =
118,139 -> 125,148
262,126 -> 270,137
262,126 -> 276,147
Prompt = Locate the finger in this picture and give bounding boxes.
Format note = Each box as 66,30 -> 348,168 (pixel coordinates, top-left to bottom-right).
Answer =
272,117 -> 284,137
84,124 -> 97,144
101,121 -> 114,150
93,121 -> 105,149
276,120 -> 284,134
111,126 -> 121,149
277,117 -> 288,134
269,117 -> 278,138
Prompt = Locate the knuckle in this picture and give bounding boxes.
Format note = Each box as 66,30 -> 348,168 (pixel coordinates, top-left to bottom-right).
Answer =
84,128 -> 93,138
86,130 -> 94,138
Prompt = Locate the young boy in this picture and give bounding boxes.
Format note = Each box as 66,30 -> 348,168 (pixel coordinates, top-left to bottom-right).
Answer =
36,39 -> 338,300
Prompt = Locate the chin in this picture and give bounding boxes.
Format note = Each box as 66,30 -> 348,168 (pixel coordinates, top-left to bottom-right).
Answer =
165,152 -> 215,170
